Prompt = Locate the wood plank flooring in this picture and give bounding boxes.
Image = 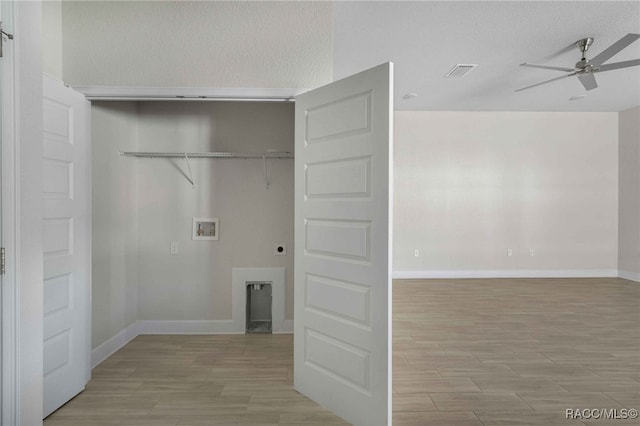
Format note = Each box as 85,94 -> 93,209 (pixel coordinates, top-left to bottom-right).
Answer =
44,278 -> 639,425
393,278 -> 640,426
44,334 -> 348,426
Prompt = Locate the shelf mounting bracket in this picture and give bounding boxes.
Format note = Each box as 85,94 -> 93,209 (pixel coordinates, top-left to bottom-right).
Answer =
263,155 -> 270,189
184,153 -> 195,188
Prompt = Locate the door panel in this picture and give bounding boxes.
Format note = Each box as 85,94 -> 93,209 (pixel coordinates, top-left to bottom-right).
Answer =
42,75 -> 90,417
294,63 -> 393,426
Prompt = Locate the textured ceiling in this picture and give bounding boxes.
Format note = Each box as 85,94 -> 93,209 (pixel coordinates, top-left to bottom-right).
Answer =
58,1 -> 640,111
333,1 -> 640,112
62,1 -> 332,89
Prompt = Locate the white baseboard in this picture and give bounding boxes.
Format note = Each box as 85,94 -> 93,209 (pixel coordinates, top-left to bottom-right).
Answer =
618,270 -> 640,283
136,320 -> 242,334
275,319 -> 294,334
92,318 -> 294,369
91,321 -> 139,369
137,319 -> 295,334
393,269 -> 619,279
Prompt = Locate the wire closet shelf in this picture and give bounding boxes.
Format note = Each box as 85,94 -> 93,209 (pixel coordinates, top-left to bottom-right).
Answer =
119,150 -> 294,189
119,151 -> 294,159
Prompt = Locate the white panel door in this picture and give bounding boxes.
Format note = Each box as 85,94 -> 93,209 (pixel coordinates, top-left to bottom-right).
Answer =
294,62 -> 393,426
42,75 -> 91,417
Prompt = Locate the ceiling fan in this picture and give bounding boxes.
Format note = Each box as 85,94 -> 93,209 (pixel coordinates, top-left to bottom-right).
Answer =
516,33 -> 640,92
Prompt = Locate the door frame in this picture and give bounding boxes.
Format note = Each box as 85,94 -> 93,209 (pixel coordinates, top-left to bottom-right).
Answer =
1,0 -> 18,423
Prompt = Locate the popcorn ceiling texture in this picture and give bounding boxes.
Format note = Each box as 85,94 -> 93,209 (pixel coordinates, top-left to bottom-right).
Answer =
333,1 -> 640,112
62,1 -> 332,88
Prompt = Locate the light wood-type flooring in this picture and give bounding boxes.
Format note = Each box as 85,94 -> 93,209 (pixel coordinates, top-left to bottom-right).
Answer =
44,278 -> 639,426
393,278 -> 639,426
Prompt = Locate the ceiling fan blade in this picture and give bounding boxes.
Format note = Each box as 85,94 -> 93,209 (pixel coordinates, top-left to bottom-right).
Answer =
597,59 -> 640,72
589,33 -> 640,66
515,72 -> 577,92
520,63 -> 574,72
538,43 -> 577,62
578,73 -> 598,91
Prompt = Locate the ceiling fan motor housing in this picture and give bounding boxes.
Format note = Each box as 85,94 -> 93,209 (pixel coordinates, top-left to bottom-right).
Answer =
575,59 -> 594,71
576,37 -> 595,53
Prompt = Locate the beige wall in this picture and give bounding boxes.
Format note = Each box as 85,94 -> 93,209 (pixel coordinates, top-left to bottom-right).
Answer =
135,102 -> 294,321
618,106 -> 640,281
61,1 -> 332,89
91,102 -> 294,348
393,111 -> 619,277
91,103 -> 140,348
42,0 -> 62,80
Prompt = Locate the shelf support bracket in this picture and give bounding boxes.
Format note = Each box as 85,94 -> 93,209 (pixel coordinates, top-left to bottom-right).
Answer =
263,156 -> 270,189
184,153 -> 195,188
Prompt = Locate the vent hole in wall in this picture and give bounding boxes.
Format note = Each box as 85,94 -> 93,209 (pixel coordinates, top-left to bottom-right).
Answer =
246,281 -> 272,334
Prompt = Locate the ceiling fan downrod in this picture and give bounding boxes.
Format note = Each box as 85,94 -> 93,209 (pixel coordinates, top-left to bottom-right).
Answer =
576,37 -> 594,61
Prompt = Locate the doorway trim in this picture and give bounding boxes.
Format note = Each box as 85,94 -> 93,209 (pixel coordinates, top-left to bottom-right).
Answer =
72,86 -> 303,102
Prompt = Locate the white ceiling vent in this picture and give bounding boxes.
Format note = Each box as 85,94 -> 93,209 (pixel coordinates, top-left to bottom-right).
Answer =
445,64 -> 477,78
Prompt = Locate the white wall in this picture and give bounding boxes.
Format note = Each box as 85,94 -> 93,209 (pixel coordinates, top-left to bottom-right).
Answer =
16,2 -> 44,424
618,106 -> 640,281
91,102 -> 294,348
41,0 -> 62,80
393,111 -> 619,278
61,1 -> 332,89
91,103 -> 140,348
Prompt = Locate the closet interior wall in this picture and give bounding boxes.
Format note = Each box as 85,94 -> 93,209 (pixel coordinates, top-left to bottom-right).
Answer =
91,101 -> 294,350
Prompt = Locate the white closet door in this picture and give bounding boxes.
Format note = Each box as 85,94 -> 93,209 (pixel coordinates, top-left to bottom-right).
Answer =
42,75 -> 91,417
294,62 -> 393,426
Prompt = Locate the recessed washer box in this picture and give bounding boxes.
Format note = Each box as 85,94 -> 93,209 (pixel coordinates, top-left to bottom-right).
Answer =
192,217 -> 219,240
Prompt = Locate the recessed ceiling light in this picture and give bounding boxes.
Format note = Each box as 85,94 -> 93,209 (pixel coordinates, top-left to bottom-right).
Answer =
569,94 -> 587,101
445,64 -> 477,78
403,93 -> 418,99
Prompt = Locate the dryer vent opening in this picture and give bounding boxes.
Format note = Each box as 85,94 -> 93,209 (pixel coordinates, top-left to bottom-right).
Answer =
246,281 -> 272,334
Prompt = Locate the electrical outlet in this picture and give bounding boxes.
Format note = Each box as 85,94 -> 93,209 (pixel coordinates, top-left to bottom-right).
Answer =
414,249 -> 420,257
170,241 -> 179,255
507,248 -> 513,256
274,243 -> 287,256
530,248 -> 535,256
